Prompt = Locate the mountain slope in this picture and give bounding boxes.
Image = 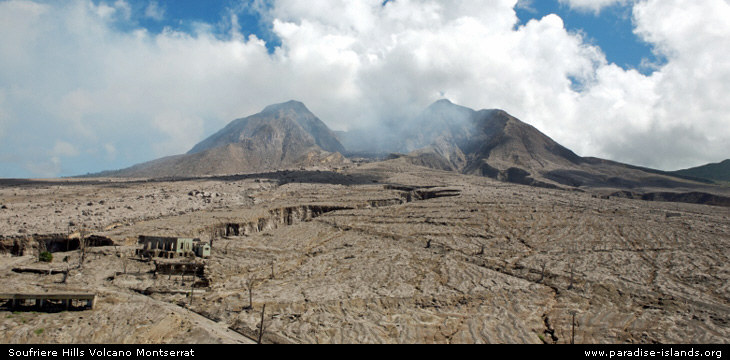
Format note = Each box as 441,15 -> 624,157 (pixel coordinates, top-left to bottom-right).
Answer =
458,109 -> 584,179
347,99 -> 715,191
379,100 -> 587,186
673,159 -> 730,183
96,101 -> 348,178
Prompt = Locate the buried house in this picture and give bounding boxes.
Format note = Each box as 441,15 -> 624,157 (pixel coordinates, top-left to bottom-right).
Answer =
136,236 -> 210,259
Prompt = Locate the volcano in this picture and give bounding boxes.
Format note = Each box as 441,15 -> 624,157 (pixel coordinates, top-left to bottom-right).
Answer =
343,99 -> 714,190
100,101 -> 348,178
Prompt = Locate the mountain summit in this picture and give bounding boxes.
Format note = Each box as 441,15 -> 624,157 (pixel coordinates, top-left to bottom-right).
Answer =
189,100 -> 345,155
101,101 -> 347,178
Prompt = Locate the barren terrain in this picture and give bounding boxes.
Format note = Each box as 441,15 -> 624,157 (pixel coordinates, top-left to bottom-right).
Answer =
1,160 -> 729,344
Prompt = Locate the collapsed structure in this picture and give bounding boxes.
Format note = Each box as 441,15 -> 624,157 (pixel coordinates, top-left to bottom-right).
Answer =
135,236 -> 210,259
0,293 -> 96,311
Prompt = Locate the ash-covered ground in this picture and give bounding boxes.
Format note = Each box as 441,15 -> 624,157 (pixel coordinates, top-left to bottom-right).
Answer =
1,159 -> 728,344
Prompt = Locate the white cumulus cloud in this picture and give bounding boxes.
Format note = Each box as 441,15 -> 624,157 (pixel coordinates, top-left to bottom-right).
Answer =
577,0 -> 730,169
558,0 -> 631,14
0,0 -> 728,177
144,0 -> 164,21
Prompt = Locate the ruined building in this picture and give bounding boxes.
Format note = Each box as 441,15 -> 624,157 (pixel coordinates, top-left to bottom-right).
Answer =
136,236 -> 211,259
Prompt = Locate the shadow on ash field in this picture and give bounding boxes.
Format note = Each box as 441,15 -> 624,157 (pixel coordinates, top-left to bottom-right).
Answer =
1,169 -> 384,187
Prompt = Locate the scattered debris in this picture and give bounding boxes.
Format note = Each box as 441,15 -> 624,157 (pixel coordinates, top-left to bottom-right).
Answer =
188,190 -> 221,199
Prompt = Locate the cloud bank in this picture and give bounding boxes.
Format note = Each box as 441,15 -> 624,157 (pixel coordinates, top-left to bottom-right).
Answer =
558,0 -> 631,14
0,0 -> 728,177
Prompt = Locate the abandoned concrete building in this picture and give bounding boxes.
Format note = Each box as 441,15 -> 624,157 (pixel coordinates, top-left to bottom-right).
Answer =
195,242 -> 211,258
0,293 -> 96,311
136,236 -> 211,259
153,261 -> 205,277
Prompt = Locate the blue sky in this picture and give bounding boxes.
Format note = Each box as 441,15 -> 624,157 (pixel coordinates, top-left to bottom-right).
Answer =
114,0 -> 282,51
1,0 -> 729,178
515,1 -> 664,75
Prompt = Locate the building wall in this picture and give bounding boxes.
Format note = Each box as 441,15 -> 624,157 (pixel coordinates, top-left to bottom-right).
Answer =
138,236 -> 206,258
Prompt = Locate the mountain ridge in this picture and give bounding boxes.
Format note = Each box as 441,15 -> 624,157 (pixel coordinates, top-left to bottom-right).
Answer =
346,99 -> 718,191
90,99 -> 724,200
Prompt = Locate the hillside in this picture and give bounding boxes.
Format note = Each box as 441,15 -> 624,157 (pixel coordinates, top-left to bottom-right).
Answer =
673,159 -> 730,183
343,100 -> 709,192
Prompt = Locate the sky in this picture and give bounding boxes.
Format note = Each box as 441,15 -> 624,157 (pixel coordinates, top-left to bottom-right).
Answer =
0,0 -> 729,178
